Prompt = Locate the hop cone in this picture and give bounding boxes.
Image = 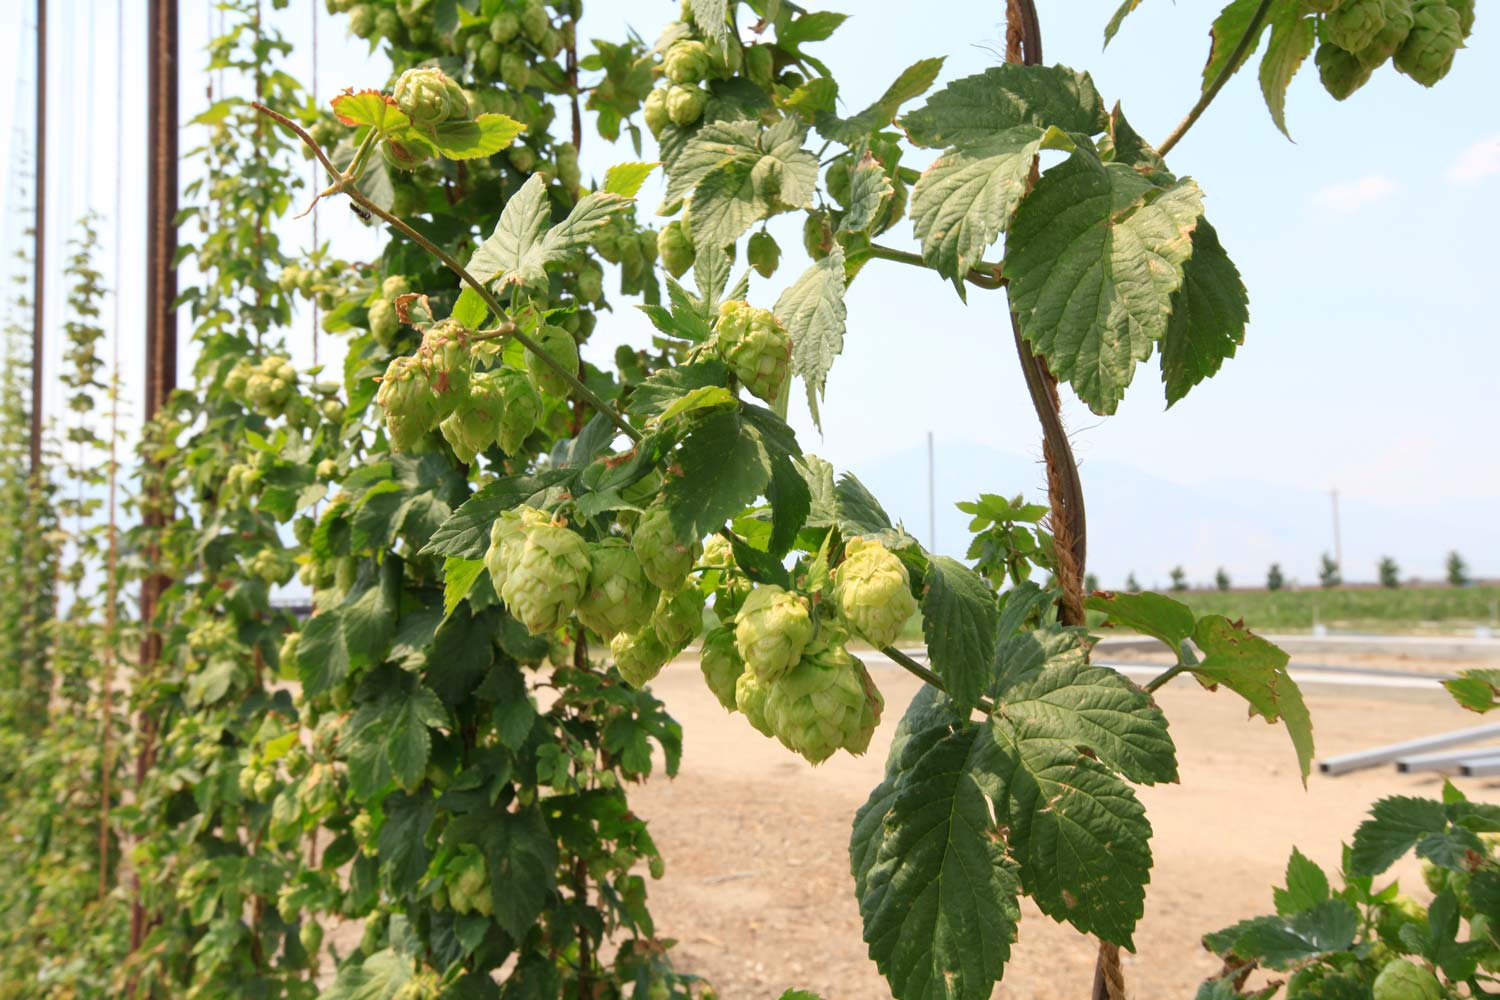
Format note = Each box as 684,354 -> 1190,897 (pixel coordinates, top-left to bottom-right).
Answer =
699,625 -> 744,711
834,537 -> 918,649
1355,0 -> 1415,66
663,40 -> 710,83
702,534 -> 751,617
1446,0 -> 1474,36
577,539 -> 659,640
440,369 -> 505,464
643,87 -> 670,137
501,522 -> 591,635
734,668 -> 774,736
666,83 -> 707,126
1394,0 -> 1462,84
484,505 -> 548,595
496,367 -> 541,455
1325,0 -> 1389,52
747,230 -> 780,278
1316,41 -> 1375,98
375,354 -> 440,451
526,324 -> 580,398
764,634 -> 882,764
734,585 -> 814,683
418,320 -> 472,417
393,67 -> 470,126
654,585 -> 706,653
715,300 -> 791,405
632,503 -> 701,592
612,627 -> 671,688
657,219 -> 695,279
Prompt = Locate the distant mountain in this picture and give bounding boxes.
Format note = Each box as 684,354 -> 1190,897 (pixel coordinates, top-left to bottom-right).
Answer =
838,439 -> 1499,590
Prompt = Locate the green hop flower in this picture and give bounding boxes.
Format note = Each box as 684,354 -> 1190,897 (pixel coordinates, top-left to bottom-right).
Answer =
375,354 -> 440,451
612,627 -> 672,687
747,230 -> 780,278
699,625 -> 744,711
834,537 -> 918,649
734,668 -> 774,736
1355,0 -> 1415,66
417,319 -> 473,417
666,83 -> 707,127
663,40 -> 711,84
643,87 -> 671,137
707,37 -> 742,78
526,324 -> 580,397
480,40 -> 503,76
654,585 -> 706,653
803,209 -> 835,260
734,584 -> 814,683
520,0 -> 550,44
1325,0 -> 1390,52
1316,42 -> 1376,98
632,502 -> 701,592
449,850 -> 492,916
1372,958 -> 1442,1000
765,633 -> 882,763
577,539 -> 660,640
714,299 -> 791,404
495,367 -> 542,454
501,51 -> 532,91
299,921 -> 323,956
556,141 -> 582,191
1394,0 -> 1463,84
490,11 -> 520,42
393,67 -> 470,126
745,44 -> 775,87
484,505 -> 549,595
348,4 -> 376,38
440,369 -> 505,464
1375,894 -> 1429,946
1446,0 -> 1474,36
501,522 -> 591,635
702,534 -> 751,616
508,143 -> 539,174
657,218 -> 696,278
382,136 -> 431,171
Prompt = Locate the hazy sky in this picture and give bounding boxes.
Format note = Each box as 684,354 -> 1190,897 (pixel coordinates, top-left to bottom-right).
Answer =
1,0 -> 1495,586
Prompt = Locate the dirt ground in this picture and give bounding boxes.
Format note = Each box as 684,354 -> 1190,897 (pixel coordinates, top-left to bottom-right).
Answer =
628,656 -> 1499,999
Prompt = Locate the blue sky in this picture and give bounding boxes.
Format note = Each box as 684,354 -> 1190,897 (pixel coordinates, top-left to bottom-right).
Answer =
1,0 -> 1495,588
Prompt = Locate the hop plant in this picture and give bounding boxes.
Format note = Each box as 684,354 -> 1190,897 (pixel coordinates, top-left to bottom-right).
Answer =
1355,0 -> 1415,66
1316,41 -> 1376,98
699,625 -> 744,711
495,367 -> 542,454
375,354 -> 440,450
440,369 -> 506,464
612,626 -> 672,687
1394,0 -> 1463,84
632,502 -> 701,592
526,324 -> 580,398
734,584 -> 814,683
501,521 -> 592,635
834,537 -> 917,649
657,219 -> 696,278
1324,0 -> 1390,52
519,0 -> 550,44
666,83 -> 707,126
381,274 -> 410,301
764,632 -> 883,763
748,230 -> 780,278
653,585 -> 706,653
663,40 -> 710,84
392,66 -> 470,126
577,539 -> 660,640
714,299 -> 792,404
734,668 -> 774,736
484,505 -> 549,595
643,87 -> 671,137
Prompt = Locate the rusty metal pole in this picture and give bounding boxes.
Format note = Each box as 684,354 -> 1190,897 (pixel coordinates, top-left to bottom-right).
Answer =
29,0 -> 45,475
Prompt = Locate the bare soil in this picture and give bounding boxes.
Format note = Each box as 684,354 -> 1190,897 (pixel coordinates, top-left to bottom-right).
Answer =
628,657 -> 1497,999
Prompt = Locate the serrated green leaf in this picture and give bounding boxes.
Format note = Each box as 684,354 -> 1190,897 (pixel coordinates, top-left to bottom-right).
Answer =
1444,668 -> 1500,713
859,729 -> 1021,1000
911,126 -> 1047,281
920,556 -> 998,713
1203,0 -> 1271,92
1104,0 -> 1148,45
775,243 -> 846,427
1258,3 -> 1314,138
662,411 -> 772,539
429,113 -> 525,160
603,161 -> 659,197
767,453 -> 812,557
1349,796 -> 1449,876
319,949 -> 413,1000
818,57 -> 946,141
443,557 -> 486,618
687,120 -> 819,249
469,175 -> 632,289
1085,590 -> 1196,656
1273,847 -> 1330,916
833,471 -> 894,538
297,610 -> 351,696
1162,219 -> 1248,406
421,470 -> 575,559
1006,150 -> 1204,415
687,0 -> 728,43
1223,899 -> 1359,969
625,359 -> 730,422
385,686 -> 448,791
838,150 -> 893,235
451,286 -> 489,327
902,63 -> 1108,149
688,160 -> 766,249
331,91 -> 410,131
1192,615 -> 1314,783
661,121 -> 761,209
486,806 -> 559,939
780,77 -> 840,119
1105,103 -> 1171,182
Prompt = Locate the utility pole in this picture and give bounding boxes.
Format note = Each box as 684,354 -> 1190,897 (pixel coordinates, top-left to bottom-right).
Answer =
927,431 -> 936,552
1329,487 -> 1342,571
29,0 -> 46,475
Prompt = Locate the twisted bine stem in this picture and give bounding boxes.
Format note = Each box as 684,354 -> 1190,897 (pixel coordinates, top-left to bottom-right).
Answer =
250,102 -> 642,444
1155,0 -> 1276,157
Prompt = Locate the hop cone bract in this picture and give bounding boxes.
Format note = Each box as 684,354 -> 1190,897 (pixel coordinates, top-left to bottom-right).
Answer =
496,367 -> 541,455
699,625 -> 744,711
1316,41 -> 1375,98
484,505 -> 549,596
632,502 -> 701,592
734,585 -> 814,683
663,40 -> 710,83
764,634 -> 882,764
734,668 -> 774,736
1355,0 -> 1415,67
501,522 -> 591,635
612,627 -> 671,688
375,353 -> 440,451
715,299 -> 791,405
834,537 -> 918,649
440,369 -> 505,464
576,539 -> 659,640
1325,0 -> 1390,52
654,585 -> 706,653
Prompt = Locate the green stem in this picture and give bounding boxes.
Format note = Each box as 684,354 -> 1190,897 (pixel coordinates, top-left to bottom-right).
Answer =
252,101 -> 642,443
883,645 -> 997,715
862,242 -> 1004,289
1143,662 -> 1190,694
1156,0 -> 1275,158
344,126 -> 380,185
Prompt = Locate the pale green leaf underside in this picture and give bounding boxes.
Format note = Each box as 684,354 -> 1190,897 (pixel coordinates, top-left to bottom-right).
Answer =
469,174 -> 631,290
1104,0 -> 1148,46
1005,151 -> 1203,415
838,151 -> 893,235
901,63 -> 1108,149
775,243 -> 847,426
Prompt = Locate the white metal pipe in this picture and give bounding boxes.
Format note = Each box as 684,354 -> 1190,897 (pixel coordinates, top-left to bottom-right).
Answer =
1319,724 -> 1500,776
1396,746 -> 1500,773
1460,755 -> 1500,778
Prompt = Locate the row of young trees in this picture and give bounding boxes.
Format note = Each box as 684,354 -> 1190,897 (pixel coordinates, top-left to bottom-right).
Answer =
0,0 -> 1483,998
1127,549 -> 1479,593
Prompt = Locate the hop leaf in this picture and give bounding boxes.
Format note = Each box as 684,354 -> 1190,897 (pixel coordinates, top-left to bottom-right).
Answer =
715,299 -> 792,405
699,625 -> 744,711
632,502 -> 702,592
500,522 -> 591,635
834,537 -> 918,649
734,585 -> 815,683
577,539 -> 659,641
